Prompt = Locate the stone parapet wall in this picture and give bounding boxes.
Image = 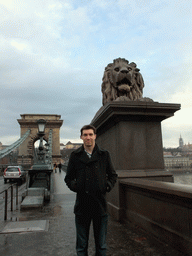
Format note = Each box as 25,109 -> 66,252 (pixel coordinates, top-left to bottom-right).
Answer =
107,170 -> 174,221
119,178 -> 192,255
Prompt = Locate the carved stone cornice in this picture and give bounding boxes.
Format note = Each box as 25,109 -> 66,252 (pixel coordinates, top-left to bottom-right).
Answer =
17,120 -> 63,128
91,101 -> 181,135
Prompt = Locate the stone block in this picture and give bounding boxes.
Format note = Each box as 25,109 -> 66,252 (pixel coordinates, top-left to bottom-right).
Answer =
27,188 -> 45,197
92,101 -> 180,171
21,196 -> 44,209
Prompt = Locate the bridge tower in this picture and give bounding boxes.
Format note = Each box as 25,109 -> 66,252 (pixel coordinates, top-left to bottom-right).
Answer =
17,114 -> 63,167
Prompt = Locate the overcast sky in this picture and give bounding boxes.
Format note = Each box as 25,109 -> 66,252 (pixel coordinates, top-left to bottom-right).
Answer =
0,0 -> 192,148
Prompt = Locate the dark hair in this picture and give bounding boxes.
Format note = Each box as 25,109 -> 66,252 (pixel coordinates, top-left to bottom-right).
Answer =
80,125 -> 96,135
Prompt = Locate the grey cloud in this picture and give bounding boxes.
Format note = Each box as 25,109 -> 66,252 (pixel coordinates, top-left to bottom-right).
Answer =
1,0 -> 192,146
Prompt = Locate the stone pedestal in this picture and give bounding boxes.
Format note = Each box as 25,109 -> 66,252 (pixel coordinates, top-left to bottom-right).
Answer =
91,101 -> 180,220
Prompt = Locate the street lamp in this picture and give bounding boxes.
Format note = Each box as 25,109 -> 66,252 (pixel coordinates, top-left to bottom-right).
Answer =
32,119 -> 52,170
37,119 -> 46,151
37,119 -> 46,134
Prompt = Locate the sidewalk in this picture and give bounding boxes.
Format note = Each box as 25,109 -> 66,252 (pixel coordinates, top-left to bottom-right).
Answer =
0,171 -> 184,256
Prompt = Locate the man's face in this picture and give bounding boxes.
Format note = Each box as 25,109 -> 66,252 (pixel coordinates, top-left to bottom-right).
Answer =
81,129 -> 96,147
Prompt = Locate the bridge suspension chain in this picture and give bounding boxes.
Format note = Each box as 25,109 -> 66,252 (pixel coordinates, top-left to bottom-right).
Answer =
0,129 -> 31,159
47,129 -> 53,164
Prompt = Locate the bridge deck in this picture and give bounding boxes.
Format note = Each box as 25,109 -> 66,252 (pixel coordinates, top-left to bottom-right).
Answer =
0,171 -> 183,256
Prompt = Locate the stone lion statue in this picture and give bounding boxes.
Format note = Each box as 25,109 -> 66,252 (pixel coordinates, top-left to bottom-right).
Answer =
102,58 -> 147,105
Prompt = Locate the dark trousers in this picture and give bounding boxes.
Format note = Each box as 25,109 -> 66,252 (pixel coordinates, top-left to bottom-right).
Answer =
75,214 -> 108,256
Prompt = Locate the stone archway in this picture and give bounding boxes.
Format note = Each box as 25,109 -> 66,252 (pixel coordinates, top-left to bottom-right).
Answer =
17,114 -> 63,167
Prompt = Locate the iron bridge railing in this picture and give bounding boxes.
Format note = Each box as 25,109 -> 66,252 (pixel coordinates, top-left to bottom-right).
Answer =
0,182 -> 25,221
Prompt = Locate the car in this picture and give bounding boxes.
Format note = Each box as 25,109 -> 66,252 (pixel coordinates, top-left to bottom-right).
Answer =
3,166 -> 27,185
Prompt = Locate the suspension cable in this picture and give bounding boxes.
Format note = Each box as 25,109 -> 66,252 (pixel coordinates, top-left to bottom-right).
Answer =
0,129 -> 31,159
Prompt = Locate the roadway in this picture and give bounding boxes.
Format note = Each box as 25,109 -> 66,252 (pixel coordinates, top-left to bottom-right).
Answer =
0,170 -> 184,256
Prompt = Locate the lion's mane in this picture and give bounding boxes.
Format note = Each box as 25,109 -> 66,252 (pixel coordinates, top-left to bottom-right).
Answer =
102,58 -> 145,105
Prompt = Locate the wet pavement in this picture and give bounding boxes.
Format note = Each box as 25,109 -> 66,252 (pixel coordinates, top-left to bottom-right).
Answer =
0,171 -> 185,256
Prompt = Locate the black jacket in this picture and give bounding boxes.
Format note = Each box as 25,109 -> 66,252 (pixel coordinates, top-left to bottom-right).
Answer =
64,144 -> 117,215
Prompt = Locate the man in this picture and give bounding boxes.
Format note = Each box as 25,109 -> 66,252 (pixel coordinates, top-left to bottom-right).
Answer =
58,162 -> 62,172
65,124 -> 117,256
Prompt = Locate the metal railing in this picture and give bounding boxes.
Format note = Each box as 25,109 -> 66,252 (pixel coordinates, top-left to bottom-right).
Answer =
0,183 -> 19,221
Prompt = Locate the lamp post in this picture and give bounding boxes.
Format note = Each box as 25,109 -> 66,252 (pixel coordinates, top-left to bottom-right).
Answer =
29,119 -> 52,194
32,119 -> 52,170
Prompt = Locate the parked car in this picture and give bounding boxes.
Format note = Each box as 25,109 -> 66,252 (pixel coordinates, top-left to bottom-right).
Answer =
3,166 -> 27,185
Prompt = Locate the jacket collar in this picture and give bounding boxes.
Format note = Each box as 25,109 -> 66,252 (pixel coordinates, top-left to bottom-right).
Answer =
74,144 -> 104,163
74,144 -> 104,155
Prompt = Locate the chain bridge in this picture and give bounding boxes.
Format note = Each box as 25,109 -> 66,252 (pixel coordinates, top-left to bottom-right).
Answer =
0,114 -> 63,167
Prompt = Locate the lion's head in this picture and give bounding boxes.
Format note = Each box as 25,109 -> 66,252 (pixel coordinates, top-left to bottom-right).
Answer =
102,58 -> 145,105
